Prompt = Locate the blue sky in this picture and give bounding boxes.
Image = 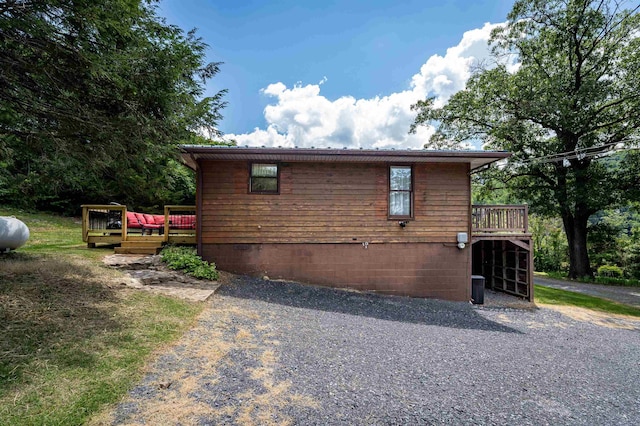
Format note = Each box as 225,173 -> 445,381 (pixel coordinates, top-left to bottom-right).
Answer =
158,0 -> 516,148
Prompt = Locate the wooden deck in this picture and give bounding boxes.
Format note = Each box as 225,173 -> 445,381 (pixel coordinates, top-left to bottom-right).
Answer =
471,205 -> 533,301
471,204 -> 530,237
82,205 -> 196,253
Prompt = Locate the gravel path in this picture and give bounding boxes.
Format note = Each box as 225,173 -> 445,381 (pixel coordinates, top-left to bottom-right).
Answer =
535,276 -> 640,308
106,275 -> 640,425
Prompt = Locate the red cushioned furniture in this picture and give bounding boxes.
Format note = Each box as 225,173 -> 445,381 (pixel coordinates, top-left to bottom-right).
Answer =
169,215 -> 196,229
126,212 -> 165,235
126,212 -> 142,229
126,212 -> 195,235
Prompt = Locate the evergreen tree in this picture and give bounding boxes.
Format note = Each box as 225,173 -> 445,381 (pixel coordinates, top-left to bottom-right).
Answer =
0,0 -> 226,212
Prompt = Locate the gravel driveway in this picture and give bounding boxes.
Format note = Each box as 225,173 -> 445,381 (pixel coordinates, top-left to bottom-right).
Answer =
105,274 -> 640,426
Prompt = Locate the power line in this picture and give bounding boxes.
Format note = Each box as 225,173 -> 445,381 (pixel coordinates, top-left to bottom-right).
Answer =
510,138 -> 640,166
519,141 -> 620,163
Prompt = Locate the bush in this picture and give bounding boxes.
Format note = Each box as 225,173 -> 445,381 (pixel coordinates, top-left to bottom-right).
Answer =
161,246 -> 219,280
530,215 -> 568,273
627,241 -> 640,279
597,264 -> 623,278
594,276 -> 640,287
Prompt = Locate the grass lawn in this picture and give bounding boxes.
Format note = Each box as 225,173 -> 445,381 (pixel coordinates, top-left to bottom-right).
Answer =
0,208 -> 204,425
535,285 -> 640,318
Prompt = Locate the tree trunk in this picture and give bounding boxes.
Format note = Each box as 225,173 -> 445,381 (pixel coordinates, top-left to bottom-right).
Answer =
562,212 -> 592,279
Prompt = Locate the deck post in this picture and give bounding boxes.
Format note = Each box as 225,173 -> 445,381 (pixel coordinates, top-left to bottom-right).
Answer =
81,206 -> 88,245
528,238 -> 534,301
122,207 -> 128,241
164,206 -> 169,243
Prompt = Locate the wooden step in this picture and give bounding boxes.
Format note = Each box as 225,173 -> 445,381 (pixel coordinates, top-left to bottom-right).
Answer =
121,240 -> 164,248
117,239 -> 164,255
114,246 -> 162,255
124,235 -> 165,243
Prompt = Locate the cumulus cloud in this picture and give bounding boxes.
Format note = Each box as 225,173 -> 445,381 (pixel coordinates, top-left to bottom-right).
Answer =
227,22 -> 504,149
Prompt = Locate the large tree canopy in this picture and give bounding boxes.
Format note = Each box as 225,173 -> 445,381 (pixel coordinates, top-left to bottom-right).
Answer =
411,0 -> 640,278
0,0 -> 226,212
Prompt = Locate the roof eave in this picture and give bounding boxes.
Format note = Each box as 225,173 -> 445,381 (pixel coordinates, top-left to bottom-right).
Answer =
179,145 -> 511,170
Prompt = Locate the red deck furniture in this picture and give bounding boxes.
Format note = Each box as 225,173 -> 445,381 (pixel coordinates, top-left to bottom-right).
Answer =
126,212 -> 142,231
125,212 -> 195,235
126,212 -> 165,235
169,215 -> 196,229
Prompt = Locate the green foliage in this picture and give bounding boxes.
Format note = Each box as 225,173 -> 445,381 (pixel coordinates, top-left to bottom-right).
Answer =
161,245 -> 219,280
594,276 -> 640,287
412,0 -> 640,278
0,0 -> 227,214
587,207 -> 640,275
471,174 -> 523,204
625,216 -> 640,279
184,133 -> 237,147
542,267 -> 640,287
527,206 -> 640,279
588,220 -> 625,267
530,215 -> 569,272
597,264 -> 623,278
627,241 -> 640,279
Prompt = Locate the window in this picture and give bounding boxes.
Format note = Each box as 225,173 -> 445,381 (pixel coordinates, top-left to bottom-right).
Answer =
250,163 -> 279,193
389,166 -> 412,218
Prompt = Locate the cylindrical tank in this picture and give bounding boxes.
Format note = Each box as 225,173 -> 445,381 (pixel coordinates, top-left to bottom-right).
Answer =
0,216 -> 30,251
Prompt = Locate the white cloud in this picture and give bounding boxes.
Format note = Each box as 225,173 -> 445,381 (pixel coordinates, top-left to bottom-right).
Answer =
410,23 -> 503,107
227,22 -> 503,149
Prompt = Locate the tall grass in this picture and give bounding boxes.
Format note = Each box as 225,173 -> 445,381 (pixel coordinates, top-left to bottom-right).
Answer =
0,208 -> 203,425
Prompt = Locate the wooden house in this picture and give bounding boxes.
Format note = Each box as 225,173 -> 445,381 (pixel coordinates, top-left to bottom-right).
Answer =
180,146 -> 532,302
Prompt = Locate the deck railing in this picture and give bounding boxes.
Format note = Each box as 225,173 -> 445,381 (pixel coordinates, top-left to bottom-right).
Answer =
81,204 -> 127,246
163,205 -> 196,244
471,204 -> 529,234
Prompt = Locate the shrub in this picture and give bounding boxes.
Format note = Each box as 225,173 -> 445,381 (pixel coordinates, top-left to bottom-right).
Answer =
597,264 -> 623,278
594,276 -> 640,287
161,246 -> 219,280
627,241 -> 640,279
530,215 -> 568,273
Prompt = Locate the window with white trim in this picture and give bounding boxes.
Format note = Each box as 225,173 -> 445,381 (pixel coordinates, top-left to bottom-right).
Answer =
389,165 -> 412,218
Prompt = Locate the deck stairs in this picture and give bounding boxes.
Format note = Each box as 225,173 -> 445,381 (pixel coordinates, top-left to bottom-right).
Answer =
114,237 -> 164,255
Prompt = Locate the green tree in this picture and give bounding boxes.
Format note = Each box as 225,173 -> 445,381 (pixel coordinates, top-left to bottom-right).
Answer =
0,0 -> 226,212
411,0 -> 640,278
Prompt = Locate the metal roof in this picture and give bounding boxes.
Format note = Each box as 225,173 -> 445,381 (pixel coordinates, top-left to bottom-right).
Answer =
179,145 -> 511,171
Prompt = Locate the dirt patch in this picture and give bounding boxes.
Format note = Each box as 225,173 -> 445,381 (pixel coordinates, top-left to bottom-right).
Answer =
540,304 -> 640,330
103,254 -> 220,302
478,289 -> 537,310
93,299 -> 319,426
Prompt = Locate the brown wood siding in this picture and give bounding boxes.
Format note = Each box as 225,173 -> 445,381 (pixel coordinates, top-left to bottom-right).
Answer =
202,242 -> 471,301
200,160 -> 470,244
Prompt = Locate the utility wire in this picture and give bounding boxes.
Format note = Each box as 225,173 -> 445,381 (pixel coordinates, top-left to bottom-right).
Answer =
522,141 -> 621,163
510,138 -> 639,166
516,140 -> 631,164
